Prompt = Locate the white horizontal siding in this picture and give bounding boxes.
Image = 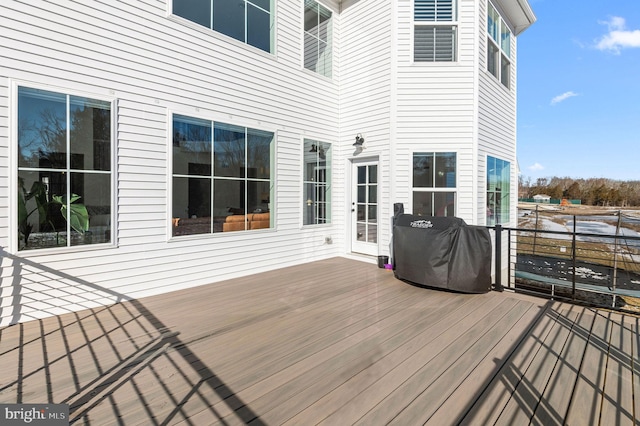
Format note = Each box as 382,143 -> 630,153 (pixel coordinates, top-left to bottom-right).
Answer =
339,0 -> 393,254
0,0 -> 345,326
393,0 -> 478,223
477,0 -> 518,226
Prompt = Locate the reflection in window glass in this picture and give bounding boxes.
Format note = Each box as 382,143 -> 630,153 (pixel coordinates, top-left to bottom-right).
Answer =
303,139 -> 331,225
172,115 -> 274,236
174,0 -> 273,53
304,0 -> 332,77
487,2 -> 511,88
412,152 -> 456,217
487,156 -> 510,225
17,87 -> 112,250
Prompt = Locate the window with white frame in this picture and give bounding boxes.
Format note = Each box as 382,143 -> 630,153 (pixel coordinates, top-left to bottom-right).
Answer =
412,152 -> 456,216
487,2 -> 511,88
414,0 -> 457,62
17,87 -> 112,251
303,139 -> 331,225
486,156 -> 510,225
172,114 -> 274,236
173,0 -> 273,53
304,0 -> 332,77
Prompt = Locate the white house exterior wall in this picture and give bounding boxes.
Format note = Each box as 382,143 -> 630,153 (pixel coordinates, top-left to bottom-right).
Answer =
0,0 -> 343,326
0,0 -> 533,326
339,0 -> 394,255
394,0 -> 478,222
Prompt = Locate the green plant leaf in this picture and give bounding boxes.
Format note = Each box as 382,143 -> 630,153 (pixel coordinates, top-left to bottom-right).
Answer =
52,194 -> 90,233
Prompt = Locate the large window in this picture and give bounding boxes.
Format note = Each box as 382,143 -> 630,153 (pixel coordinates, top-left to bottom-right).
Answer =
173,0 -> 274,53
412,152 -> 456,216
487,2 -> 511,88
303,0 -> 332,77
486,156 -> 510,225
172,114 -> 274,236
414,0 -> 457,62
17,87 -> 112,251
303,139 -> 331,225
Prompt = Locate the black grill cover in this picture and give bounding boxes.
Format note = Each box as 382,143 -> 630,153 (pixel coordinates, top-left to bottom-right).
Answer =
393,215 -> 492,293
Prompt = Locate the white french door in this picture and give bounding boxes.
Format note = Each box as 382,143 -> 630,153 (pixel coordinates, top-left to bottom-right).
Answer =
351,159 -> 379,256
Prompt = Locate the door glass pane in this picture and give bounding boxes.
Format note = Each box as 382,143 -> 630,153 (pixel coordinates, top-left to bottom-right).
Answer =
357,186 -> 365,203
368,165 -> 377,183
368,185 -> 377,203
356,223 -> 366,241
368,224 -> 377,243
368,205 -> 377,222
357,166 -> 366,184
357,204 -> 365,221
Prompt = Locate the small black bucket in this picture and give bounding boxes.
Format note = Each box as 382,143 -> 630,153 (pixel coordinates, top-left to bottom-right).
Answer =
377,255 -> 389,268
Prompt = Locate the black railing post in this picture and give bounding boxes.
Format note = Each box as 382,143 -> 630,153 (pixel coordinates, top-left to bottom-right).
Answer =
572,216 -> 577,300
494,224 -> 503,292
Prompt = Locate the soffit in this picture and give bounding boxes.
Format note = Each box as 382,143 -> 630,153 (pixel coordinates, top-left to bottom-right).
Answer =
492,0 -> 537,36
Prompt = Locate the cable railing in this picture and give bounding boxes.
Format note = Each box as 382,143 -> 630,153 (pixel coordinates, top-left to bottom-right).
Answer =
491,213 -> 640,311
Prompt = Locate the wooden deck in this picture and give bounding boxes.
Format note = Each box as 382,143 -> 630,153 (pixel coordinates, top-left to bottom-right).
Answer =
1,257 -> 639,425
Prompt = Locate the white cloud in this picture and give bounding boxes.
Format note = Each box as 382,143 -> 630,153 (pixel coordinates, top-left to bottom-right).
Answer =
528,163 -> 544,172
595,16 -> 640,54
550,91 -> 578,105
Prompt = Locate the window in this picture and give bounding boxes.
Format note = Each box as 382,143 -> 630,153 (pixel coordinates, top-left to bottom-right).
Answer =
303,139 -> 331,225
487,2 -> 511,88
486,156 -> 510,225
17,87 -> 112,251
173,0 -> 273,53
414,0 -> 457,62
303,0 -> 332,77
412,152 -> 456,216
172,114 -> 274,236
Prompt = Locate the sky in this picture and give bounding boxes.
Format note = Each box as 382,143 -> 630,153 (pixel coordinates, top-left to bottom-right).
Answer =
516,0 -> 640,182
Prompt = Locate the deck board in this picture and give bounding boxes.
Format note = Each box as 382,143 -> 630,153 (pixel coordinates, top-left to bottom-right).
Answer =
1,257 -> 639,425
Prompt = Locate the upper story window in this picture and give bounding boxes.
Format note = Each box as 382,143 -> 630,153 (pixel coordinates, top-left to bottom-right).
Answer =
17,87 -> 113,251
304,0 -> 332,77
412,152 -> 456,216
303,139 -> 331,225
173,0 -> 274,53
172,114 -> 274,236
487,2 -> 511,88
486,156 -> 510,225
414,0 -> 457,62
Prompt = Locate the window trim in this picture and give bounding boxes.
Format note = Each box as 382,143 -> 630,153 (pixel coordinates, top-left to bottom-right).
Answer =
302,0 -> 333,78
168,0 -> 276,55
411,151 -> 458,217
10,80 -> 117,254
167,110 -> 277,240
486,155 -> 511,226
302,137 -> 332,227
486,1 -> 512,88
413,0 -> 459,63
